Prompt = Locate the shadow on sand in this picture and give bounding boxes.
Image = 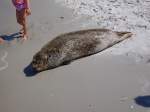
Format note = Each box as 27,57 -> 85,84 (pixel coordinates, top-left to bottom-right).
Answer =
24,63 -> 39,77
0,32 -> 21,42
135,96 -> 150,107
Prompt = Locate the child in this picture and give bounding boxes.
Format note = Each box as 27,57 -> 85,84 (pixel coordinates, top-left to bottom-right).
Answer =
12,0 -> 31,40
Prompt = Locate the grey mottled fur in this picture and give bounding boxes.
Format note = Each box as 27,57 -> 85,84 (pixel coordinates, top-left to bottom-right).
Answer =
32,29 -> 132,72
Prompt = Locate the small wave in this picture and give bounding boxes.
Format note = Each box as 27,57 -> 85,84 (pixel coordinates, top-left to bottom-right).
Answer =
0,51 -> 8,71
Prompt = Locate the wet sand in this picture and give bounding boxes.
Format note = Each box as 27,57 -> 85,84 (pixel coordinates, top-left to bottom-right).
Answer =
0,0 -> 150,112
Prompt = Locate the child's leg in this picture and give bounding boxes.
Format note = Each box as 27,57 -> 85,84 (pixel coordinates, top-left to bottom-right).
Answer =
16,10 -> 23,32
22,9 -> 28,39
16,9 -> 28,39
22,18 -> 28,39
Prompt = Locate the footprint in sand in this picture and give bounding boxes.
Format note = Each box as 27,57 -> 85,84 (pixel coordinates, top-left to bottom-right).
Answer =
0,51 -> 8,72
138,76 -> 150,93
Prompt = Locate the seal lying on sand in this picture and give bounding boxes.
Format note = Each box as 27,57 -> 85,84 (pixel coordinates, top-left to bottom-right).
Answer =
32,29 -> 132,72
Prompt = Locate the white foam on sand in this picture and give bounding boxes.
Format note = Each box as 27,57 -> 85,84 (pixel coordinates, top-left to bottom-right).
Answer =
55,0 -> 150,62
138,75 -> 150,93
0,51 -> 8,72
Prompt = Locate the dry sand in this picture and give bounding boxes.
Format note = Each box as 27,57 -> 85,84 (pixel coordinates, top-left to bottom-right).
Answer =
0,0 -> 150,112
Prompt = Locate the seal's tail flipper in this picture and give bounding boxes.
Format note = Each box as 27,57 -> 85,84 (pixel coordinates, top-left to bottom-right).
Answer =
116,31 -> 133,39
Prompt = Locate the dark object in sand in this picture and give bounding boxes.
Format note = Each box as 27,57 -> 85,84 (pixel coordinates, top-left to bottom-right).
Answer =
24,63 -> 38,77
135,96 -> 150,107
31,28 -> 132,72
59,16 -> 64,19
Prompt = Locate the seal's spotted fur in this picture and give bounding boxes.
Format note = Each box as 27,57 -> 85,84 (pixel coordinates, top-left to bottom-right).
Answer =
32,29 -> 132,72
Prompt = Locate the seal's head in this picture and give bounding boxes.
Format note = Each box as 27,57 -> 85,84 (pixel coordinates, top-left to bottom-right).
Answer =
32,51 -> 49,72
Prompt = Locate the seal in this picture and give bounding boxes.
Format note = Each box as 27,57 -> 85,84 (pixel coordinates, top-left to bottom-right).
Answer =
31,29 -> 132,72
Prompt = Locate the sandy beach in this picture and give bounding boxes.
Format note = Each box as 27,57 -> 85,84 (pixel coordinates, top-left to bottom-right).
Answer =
1,0 -> 150,112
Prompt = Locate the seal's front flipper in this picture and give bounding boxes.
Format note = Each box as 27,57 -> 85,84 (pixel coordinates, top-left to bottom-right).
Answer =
62,60 -> 71,65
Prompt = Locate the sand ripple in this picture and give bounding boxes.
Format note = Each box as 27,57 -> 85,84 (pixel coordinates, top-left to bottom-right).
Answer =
0,51 -> 8,72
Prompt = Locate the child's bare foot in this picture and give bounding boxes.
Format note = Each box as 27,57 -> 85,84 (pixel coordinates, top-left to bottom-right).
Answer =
22,34 -> 28,40
0,38 -> 4,44
20,32 -> 28,40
